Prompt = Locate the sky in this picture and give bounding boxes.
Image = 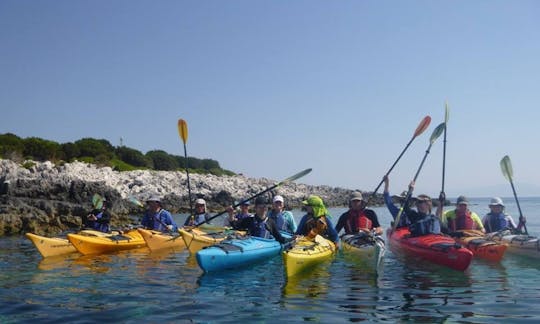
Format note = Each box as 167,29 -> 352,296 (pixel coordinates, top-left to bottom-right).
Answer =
1,1 -> 540,198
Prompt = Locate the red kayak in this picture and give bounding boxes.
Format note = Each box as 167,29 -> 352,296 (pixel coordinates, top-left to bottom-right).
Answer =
387,227 -> 473,271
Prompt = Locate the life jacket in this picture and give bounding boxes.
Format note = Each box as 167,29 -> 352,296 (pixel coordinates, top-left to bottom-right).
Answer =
454,210 -> 475,230
268,211 -> 286,231
486,212 -> 509,232
410,214 -> 441,236
344,210 -> 372,234
249,217 -> 272,239
305,216 -> 328,239
93,212 -> 110,233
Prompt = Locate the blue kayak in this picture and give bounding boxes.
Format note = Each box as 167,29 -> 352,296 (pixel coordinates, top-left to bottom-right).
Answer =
196,233 -> 291,272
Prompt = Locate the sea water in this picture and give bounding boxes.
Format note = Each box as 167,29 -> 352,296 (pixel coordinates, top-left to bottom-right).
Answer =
1,197 -> 539,323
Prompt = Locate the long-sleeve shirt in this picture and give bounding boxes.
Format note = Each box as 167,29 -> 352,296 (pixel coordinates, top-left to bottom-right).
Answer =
142,209 -> 178,232
384,192 -> 410,228
267,210 -> 297,233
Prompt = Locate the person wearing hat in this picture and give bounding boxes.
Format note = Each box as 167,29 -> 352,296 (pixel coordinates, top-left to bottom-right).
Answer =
383,175 -> 412,228
267,195 -> 297,234
295,195 -> 339,246
184,198 -> 212,226
229,196 -> 290,244
141,196 -> 178,232
83,198 -> 111,233
401,180 -> 445,237
224,199 -> 252,227
442,196 -> 485,233
335,191 -> 383,236
482,197 -> 518,233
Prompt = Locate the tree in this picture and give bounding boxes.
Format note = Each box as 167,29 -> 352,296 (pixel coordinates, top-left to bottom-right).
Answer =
116,146 -> 152,168
75,138 -> 114,160
60,142 -> 80,161
23,137 -> 60,161
0,133 -> 24,157
146,150 -> 178,171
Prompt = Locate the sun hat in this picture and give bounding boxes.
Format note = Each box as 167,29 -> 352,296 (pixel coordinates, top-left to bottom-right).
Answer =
489,197 -> 504,207
240,199 -> 250,206
456,196 -> 469,205
302,195 -> 328,218
273,195 -> 284,203
350,191 -> 364,202
415,194 -> 432,203
195,198 -> 206,206
146,196 -> 161,204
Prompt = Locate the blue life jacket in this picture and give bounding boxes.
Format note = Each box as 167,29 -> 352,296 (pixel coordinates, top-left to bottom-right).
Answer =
93,212 -> 110,233
268,211 -> 285,231
410,214 -> 441,236
487,213 -> 508,232
249,218 -> 272,239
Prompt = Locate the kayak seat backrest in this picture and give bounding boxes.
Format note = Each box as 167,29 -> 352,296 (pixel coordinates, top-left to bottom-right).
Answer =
109,235 -> 132,242
214,242 -> 244,253
431,242 -> 461,252
468,238 -> 490,247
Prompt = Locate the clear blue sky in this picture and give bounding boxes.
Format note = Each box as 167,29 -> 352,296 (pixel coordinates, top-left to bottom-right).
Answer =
1,1 -> 539,198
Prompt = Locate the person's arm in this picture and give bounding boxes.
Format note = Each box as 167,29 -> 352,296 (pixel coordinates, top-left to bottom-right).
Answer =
96,211 -> 111,224
164,211 -> 178,231
334,213 -> 346,235
366,210 -> 383,235
284,211 -> 297,233
295,216 -> 307,235
471,212 -> 485,232
325,218 -> 339,243
267,219 -> 286,244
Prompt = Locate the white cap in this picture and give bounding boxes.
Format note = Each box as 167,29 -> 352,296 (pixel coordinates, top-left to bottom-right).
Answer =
195,198 -> 206,205
489,197 -> 504,207
273,195 -> 284,203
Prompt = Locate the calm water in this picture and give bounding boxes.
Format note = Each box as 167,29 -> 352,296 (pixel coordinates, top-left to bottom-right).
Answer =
2,197 -> 540,323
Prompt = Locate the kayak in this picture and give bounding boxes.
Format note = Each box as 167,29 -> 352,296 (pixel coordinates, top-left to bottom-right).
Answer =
137,228 -> 185,252
453,230 -> 507,262
26,230 -> 120,258
386,227 -> 473,271
179,227 -> 243,254
67,229 -> 147,255
341,232 -> 386,269
486,230 -> 540,259
283,235 -> 335,277
196,233 -> 291,272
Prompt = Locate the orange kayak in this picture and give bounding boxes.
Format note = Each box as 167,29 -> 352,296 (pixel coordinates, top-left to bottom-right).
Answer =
454,230 -> 507,262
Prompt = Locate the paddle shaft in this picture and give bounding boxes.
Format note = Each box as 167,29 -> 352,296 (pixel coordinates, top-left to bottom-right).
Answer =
182,142 -> 194,217
508,178 -> 528,235
392,141 -> 436,232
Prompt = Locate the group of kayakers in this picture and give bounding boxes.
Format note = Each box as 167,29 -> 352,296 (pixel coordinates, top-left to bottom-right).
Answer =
82,177 -> 523,247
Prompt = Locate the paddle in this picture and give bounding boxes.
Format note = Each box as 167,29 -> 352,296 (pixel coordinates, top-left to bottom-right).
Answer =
500,155 -> 528,235
178,119 -> 194,221
92,193 -> 104,210
369,116 -> 431,200
441,102 -> 449,196
128,195 -> 174,234
192,168 -> 313,227
392,122 -> 446,232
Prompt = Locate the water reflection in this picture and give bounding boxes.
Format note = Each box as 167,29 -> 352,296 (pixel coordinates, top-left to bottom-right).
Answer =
282,262 -> 332,298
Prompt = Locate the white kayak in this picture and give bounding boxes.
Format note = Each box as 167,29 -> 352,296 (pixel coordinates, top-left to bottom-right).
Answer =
486,230 -> 540,259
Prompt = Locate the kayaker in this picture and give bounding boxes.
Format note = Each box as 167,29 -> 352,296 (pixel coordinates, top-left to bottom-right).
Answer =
141,196 -> 178,232
383,175 -> 411,228
184,198 -> 212,226
403,181 -> 446,237
296,195 -> 339,246
229,196 -> 289,244
482,197 -> 518,233
267,195 -> 297,234
224,199 -> 252,226
442,196 -> 485,233
335,191 -> 383,235
83,198 -> 111,233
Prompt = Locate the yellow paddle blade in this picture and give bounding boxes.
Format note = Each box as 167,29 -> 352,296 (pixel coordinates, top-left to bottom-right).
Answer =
500,155 -> 513,182
178,119 -> 188,143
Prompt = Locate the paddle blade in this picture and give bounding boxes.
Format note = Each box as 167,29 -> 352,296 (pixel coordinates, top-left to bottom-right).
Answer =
128,195 -> 145,208
413,116 -> 432,138
429,122 -> 446,144
92,193 -> 103,210
500,155 -> 513,182
278,168 -> 312,185
178,119 -> 188,144
444,101 -> 450,124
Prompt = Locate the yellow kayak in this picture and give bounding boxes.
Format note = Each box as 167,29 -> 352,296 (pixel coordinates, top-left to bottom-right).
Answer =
67,229 -> 147,255
26,230 -> 119,258
283,235 -> 336,277
137,228 -> 186,252
179,226 -> 243,254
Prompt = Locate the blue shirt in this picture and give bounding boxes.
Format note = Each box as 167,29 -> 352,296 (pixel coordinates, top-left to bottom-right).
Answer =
141,209 -> 178,232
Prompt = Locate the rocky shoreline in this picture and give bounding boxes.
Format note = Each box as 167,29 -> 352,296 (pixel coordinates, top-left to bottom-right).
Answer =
0,159 -> 383,236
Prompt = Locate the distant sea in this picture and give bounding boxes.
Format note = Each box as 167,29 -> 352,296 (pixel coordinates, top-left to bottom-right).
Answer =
1,197 -> 540,323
